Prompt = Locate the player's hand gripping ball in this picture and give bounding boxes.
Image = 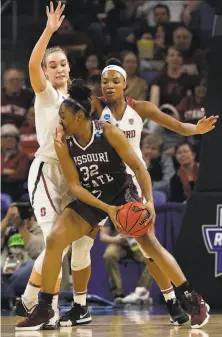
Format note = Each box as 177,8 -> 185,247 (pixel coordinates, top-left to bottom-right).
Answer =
116,202 -> 152,238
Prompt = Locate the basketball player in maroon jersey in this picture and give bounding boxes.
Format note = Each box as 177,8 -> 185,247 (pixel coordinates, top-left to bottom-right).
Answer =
16,81 -> 210,331
60,58 -> 217,328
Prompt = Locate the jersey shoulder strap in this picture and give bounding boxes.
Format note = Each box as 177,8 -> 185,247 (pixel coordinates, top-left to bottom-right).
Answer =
127,97 -> 135,109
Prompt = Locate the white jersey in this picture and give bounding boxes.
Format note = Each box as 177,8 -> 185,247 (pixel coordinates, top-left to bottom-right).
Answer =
34,80 -> 67,161
99,97 -> 146,176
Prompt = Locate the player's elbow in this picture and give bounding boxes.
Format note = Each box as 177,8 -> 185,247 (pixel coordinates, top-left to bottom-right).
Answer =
68,181 -> 82,197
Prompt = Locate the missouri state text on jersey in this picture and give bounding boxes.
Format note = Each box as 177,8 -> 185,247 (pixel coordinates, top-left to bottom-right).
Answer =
67,121 -> 131,199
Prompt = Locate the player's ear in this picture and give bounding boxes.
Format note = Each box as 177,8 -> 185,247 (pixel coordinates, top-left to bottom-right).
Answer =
123,81 -> 127,90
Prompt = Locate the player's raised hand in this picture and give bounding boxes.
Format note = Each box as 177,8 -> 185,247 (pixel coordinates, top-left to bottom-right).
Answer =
46,1 -> 65,33
196,115 -> 219,134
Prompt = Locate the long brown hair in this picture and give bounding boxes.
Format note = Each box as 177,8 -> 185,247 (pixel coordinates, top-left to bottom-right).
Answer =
41,46 -> 72,86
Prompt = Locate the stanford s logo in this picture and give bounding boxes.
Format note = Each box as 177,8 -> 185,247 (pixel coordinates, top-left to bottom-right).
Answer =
202,205 -> 222,278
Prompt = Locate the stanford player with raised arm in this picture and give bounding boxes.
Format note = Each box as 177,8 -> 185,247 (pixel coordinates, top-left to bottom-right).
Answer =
60,58 -> 217,327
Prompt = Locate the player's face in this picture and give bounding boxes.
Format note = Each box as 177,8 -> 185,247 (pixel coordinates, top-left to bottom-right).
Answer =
44,51 -> 70,88
59,104 -> 81,136
101,71 -> 126,102
176,144 -> 195,166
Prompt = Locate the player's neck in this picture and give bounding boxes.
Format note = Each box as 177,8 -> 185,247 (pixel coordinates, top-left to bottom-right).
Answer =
74,120 -> 92,147
108,99 -> 126,120
56,83 -> 68,95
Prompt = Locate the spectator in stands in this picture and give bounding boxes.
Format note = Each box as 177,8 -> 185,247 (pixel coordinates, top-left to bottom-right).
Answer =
141,134 -> 175,194
1,68 -> 34,127
1,124 -> 30,201
173,25 -> 206,75
1,202 -> 44,306
169,143 -> 199,202
145,104 -> 185,156
106,0 -> 146,53
140,1 -> 185,26
101,218 -> 153,304
177,77 -> 206,158
181,0 -> 201,27
87,75 -> 102,96
150,46 -> 198,107
85,53 -> 102,80
20,106 -> 39,161
122,51 -> 148,100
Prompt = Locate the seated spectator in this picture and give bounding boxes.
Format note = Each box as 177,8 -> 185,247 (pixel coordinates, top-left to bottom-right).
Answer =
169,143 -> 199,202
173,25 -> 207,75
1,68 -> 34,127
140,1 -> 185,26
87,75 -> 102,97
150,46 -> 198,107
177,77 -> 206,157
20,106 -> 39,161
101,218 -> 153,304
1,124 -> 30,201
141,134 -> 175,194
1,201 -> 44,307
122,51 -> 148,100
106,0 -> 146,53
146,104 -> 185,156
84,53 -> 102,80
181,0 -> 201,27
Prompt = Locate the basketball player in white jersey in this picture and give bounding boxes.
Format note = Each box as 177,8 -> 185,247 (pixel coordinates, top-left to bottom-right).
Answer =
15,2 -> 75,329
60,58 -> 217,328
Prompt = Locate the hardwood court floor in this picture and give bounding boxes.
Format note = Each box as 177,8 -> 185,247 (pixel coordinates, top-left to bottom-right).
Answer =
1,309 -> 222,337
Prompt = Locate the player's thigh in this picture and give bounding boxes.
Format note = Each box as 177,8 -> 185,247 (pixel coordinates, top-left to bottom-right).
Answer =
87,226 -> 100,240
48,208 -> 93,250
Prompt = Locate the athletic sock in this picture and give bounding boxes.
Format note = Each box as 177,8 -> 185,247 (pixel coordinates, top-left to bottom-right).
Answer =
73,290 -> 87,306
161,286 -> 176,302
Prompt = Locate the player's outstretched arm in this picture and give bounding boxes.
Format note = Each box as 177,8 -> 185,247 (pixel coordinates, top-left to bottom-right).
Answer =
134,100 -> 218,136
29,1 -> 65,93
53,125 -> 120,221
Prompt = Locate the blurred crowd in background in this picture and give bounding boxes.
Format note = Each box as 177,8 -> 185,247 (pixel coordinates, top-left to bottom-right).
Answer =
1,0 -> 215,307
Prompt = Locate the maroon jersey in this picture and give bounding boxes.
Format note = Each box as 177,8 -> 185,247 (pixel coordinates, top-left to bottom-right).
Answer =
67,121 -> 132,203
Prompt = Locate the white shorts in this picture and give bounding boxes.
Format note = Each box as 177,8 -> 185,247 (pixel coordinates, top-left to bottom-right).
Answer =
28,157 -> 73,227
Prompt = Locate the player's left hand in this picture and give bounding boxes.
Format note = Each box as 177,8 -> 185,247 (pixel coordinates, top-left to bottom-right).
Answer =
196,115 -> 219,134
53,123 -> 66,148
142,201 -> 156,229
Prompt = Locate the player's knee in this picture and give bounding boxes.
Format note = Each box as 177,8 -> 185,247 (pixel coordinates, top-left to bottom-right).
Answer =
46,231 -> 62,250
71,236 -> 94,271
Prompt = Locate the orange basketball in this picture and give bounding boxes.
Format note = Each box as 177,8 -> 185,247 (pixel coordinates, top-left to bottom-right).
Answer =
116,202 -> 151,238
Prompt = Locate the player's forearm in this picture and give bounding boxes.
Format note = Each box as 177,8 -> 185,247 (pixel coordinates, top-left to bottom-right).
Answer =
29,27 -> 53,67
134,167 -> 154,204
179,122 -> 197,136
69,184 -> 110,213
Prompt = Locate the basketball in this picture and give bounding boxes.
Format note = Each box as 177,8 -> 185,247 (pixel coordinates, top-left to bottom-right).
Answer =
116,202 -> 151,238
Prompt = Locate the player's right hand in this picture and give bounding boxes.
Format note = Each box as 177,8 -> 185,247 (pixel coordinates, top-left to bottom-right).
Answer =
46,1 -> 65,33
107,205 -> 123,231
